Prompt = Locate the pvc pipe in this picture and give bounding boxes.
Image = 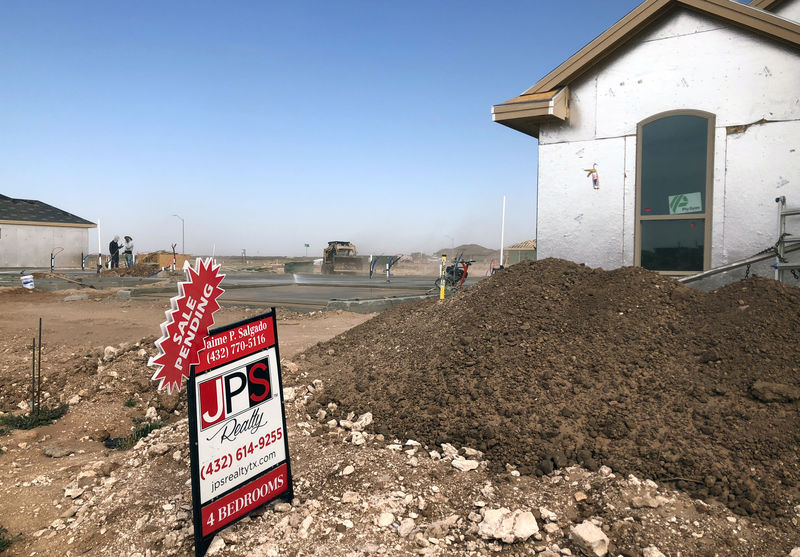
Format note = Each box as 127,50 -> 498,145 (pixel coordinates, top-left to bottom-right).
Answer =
97,218 -> 102,273
499,196 -> 506,269
679,242 -> 800,283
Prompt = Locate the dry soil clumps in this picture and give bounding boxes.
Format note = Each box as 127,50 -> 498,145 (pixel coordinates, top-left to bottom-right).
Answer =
306,258 -> 800,523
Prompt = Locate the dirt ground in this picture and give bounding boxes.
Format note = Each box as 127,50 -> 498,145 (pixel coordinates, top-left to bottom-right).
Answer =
0,288 -> 370,555
1,261 -> 800,556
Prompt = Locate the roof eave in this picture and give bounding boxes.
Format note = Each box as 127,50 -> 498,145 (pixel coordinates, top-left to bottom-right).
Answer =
522,0 -> 800,95
492,87 -> 569,139
0,219 -> 97,228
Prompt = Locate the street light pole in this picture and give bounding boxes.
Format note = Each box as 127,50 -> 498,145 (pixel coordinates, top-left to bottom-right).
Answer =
172,214 -> 185,254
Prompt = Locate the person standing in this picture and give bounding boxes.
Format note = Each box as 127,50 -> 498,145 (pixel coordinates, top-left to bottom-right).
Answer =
123,236 -> 134,268
108,235 -> 121,268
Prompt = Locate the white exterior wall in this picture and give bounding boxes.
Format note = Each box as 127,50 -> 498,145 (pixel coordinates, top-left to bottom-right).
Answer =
723,120 -> 800,254
0,224 -> 90,268
537,137 -> 630,269
774,0 -> 800,23
535,8 -> 800,271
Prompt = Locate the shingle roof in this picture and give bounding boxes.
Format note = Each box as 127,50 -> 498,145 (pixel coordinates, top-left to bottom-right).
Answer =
508,240 -> 537,250
0,194 -> 95,226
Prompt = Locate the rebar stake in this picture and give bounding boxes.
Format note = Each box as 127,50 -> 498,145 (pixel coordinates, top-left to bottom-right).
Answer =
37,318 -> 42,416
31,337 -> 36,414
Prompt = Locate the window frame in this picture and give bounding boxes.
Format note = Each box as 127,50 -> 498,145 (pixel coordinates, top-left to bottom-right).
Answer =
634,109 -> 715,274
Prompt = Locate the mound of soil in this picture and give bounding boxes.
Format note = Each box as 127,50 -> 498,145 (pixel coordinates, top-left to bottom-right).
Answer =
102,263 -> 159,277
306,258 -> 800,523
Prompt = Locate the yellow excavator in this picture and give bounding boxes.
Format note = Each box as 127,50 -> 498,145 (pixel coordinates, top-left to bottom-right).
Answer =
321,241 -> 365,274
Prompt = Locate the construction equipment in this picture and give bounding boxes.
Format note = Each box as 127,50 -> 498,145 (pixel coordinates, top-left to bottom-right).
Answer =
434,252 -> 475,292
775,196 -> 800,282
321,241 -> 365,274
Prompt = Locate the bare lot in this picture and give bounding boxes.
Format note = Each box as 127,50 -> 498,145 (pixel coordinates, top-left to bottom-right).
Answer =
1,261 -> 800,556
0,288 -> 369,555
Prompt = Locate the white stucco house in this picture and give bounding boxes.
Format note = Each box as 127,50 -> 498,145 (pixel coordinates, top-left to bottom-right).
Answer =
492,0 -> 800,280
0,194 -> 96,268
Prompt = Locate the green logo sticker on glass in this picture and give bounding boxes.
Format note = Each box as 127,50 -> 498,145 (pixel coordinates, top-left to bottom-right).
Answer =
668,192 -> 702,214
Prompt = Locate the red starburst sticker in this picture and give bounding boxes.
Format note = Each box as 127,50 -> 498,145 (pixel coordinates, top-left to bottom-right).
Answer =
148,258 -> 225,393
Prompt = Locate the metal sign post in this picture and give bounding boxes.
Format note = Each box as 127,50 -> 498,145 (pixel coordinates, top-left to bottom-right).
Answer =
188,309 -> 293,557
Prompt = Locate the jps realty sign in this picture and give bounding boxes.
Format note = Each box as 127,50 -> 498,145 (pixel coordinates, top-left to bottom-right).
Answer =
188,310 -> 293,556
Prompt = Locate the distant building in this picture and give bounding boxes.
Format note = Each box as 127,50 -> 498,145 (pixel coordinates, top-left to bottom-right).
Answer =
493,0 -> 800,277
505,240 -> 537,266
0,194 -> 95,268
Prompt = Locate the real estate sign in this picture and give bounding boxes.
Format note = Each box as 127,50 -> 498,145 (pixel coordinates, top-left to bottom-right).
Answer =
188,310 -> 293,557
149,258 -> 225,393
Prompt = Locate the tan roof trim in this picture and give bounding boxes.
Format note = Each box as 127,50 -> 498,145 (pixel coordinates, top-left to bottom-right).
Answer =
0,220 -> 97,229
749,0 -> 791,11
497,90 -> 561,104
491,88 -> 569,138
522,0 -> 800,95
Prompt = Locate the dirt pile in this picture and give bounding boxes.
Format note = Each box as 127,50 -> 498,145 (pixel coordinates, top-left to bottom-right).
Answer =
103,263 -> 160,277
305,258 -> 800,523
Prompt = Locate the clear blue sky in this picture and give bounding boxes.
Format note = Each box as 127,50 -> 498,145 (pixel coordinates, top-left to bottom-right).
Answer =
1,0 -> 675,256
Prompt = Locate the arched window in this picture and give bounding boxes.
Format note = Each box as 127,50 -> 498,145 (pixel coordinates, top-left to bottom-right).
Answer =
635,111 -> 714,273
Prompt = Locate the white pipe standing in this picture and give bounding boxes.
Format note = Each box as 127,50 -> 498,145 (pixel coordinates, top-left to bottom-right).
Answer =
499,196 -> 506,268
97,218 -> 102,271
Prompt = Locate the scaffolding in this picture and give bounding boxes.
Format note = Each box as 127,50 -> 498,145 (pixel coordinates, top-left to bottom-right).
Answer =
775,196 -> 800,282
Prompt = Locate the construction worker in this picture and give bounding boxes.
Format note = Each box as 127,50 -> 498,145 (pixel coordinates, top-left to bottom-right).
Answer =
108,236 -> 121,268
122,236 -> 134,268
